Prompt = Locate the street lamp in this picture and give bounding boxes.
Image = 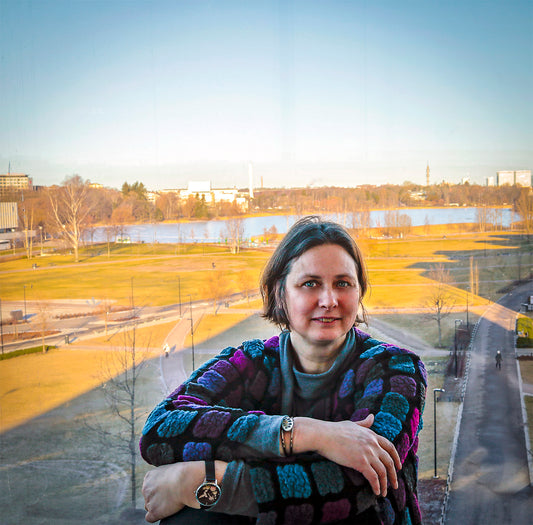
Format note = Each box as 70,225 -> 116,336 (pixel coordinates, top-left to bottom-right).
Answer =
189,296 -> 195,371
433,388 -> 445,478
454,319 -> 461,378
23,284 -> 27,320
178,276 -> 182,317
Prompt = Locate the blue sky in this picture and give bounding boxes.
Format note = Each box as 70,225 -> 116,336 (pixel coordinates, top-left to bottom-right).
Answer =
1,0 -> 531,190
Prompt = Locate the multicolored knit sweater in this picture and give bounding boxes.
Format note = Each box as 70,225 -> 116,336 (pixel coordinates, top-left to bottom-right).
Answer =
140,328 -> 427,525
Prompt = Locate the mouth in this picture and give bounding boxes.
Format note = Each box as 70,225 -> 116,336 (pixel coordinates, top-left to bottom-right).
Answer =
312,317 -> 340,324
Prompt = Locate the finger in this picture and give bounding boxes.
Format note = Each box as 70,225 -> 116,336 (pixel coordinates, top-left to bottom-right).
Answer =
380,449 -> 398,490
355,414 -> 374,428
371,458 -> 389,497
378,436 -> 402,471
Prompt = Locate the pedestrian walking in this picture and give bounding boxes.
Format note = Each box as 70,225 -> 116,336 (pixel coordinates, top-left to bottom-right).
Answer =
495,350 -> 502,369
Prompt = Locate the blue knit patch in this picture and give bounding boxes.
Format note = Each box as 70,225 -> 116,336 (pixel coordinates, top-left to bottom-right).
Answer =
378,497 -> 395,525
363,378 -> 383,397
310,461 -> 344,496
197,369 -> 227,394
403,507 -> 412,525
372,411 -> 403,441
182,441 -> 211,461
276,464 -> 312,499
227,414 -> 259,443
142,401 -> 170,435
250,467 -> 276,503
360,345 -> 386,359
381,392 -> 410,422
389,355 -> 416,374
156,409 -> 198,438
268,367 -> 281,396
243,338 -> 265,359
339,369 -> 355,398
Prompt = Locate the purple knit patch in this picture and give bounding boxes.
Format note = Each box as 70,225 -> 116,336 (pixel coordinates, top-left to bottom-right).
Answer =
397,431 -> 410,463
355,358 -> 375,385
392,477 -> 406,510
229,349 -> 251,374
284,504 -> 314,525
182,441 -> 211,461
249,370 -> 268,400
192,410 -> 232,438
417,360 -> 428,384
390,375 -> 417,398
213,360 -> 240,382
224,385 -> 243,407
351,407 -> 371,422
263,336 -> 279,349
409,408 -> 420,441
197,369 -> 227,394
321,499 -> 351,523
363,378 -> 383,397
172,395 -> 208,408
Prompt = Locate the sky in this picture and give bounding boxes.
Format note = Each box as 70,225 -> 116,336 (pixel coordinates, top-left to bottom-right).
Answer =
1,0 -> 532,190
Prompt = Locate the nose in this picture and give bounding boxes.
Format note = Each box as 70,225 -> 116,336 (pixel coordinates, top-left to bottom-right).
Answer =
318,286 -> 338,309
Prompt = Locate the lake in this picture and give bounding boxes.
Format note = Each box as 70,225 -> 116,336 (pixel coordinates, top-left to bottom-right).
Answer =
91,207 -> 515,244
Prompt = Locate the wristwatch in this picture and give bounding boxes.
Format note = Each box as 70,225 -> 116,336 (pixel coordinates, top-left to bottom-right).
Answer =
195,460 -> 221,509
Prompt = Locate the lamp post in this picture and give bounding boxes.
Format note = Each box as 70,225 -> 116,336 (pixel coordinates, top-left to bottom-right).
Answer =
454,319 -> 461,378
178,276 -> 182,317
0,297 -> 4,355
189,296 -> 195,371
466,288 -> 469,329
23,284 -> 27,320
433,388 -> 445,478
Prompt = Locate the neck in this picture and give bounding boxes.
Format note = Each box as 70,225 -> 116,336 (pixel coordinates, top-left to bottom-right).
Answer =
289,334 -> 346,374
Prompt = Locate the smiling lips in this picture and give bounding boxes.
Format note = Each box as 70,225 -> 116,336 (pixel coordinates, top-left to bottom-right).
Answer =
313,317 -> 340,324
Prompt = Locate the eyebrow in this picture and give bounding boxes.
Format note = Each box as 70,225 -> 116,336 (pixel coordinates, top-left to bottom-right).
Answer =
297,273 -> 356,280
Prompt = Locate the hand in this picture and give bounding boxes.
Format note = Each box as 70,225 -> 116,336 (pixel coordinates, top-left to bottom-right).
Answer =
296,414 -> 402,497
142,462 -> 203,523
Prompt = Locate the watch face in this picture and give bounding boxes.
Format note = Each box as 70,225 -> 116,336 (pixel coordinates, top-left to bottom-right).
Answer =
196,482 -> 221,507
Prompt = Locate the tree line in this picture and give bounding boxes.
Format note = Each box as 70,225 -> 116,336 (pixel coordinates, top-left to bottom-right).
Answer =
2,175 -> 532,261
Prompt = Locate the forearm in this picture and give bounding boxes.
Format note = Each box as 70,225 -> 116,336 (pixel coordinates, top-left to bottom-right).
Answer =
143,460 -> 228,523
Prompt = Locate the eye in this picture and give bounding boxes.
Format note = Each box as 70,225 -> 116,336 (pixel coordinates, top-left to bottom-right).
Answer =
336,280 -> 351,288
303,280 -> 318,288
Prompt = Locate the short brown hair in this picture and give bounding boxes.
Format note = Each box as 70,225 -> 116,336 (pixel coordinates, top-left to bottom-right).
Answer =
260,216 -> 368,330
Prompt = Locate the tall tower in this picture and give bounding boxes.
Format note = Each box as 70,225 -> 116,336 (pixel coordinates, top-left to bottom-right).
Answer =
426,163 -> 430,186
248,162 -> 254,199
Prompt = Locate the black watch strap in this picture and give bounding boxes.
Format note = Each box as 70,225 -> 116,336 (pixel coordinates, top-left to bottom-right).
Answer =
205,459 -> 216,482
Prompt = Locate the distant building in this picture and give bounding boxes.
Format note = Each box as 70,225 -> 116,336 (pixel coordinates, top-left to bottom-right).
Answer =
0,202 -> 18,232
497,170 -> 531,187
515,170 -> 532,187
486,176 -> 496,186
0,173 -> 33,194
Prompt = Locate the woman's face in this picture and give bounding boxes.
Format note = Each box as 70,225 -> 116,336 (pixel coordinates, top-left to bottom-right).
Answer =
284,243 -> 360,356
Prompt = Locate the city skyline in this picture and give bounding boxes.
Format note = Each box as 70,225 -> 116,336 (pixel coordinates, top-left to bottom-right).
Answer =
1,0 -> 532,190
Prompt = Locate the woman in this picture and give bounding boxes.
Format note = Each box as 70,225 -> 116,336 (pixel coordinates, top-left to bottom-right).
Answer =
141,216 -> 426,525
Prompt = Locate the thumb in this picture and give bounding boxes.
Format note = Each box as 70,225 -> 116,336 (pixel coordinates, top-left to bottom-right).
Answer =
354,413 -> 374,427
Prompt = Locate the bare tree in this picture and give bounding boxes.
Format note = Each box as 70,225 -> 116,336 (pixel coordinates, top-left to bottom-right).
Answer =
48,175 -> 92,262
424,264 -> 456,347
87,322 -> 149,510
204,270 -> 230,313
224,218 -> 245,254
515,188 -> 533,240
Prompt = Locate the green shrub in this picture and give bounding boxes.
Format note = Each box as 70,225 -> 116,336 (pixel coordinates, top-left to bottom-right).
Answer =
0,346 -> 55,360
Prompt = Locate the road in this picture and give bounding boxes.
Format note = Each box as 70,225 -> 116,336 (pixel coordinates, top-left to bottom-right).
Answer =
444,281 -> 533,525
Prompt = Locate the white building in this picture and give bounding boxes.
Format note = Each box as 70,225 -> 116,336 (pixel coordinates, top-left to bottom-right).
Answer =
497,170 -> 531,187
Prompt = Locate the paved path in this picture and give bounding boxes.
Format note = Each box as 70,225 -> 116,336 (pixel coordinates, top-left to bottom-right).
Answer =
444,281 -> 533,524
